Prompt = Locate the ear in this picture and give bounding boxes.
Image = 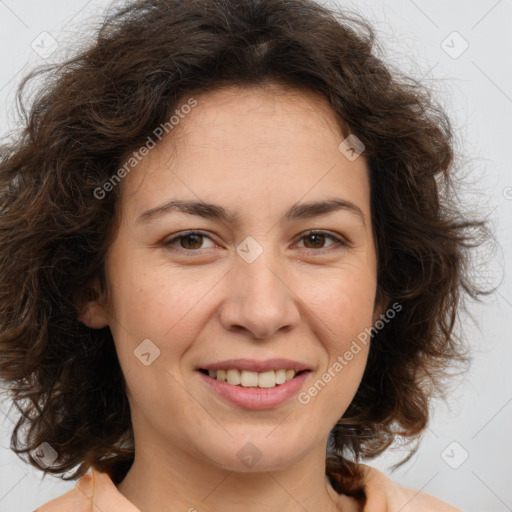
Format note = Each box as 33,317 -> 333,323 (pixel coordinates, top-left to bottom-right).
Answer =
76,277 -> 110,329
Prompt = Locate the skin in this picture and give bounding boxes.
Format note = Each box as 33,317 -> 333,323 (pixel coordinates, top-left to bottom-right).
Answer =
79,83 -> 386,512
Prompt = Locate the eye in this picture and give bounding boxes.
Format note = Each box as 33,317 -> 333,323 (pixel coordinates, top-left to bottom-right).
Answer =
163,229 -> 347,254
164,230 -> 216,251
294,230 -> 347,252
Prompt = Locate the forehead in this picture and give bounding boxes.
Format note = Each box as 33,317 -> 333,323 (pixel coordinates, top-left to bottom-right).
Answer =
178,83 -> 347,149
118,84 -> 370,222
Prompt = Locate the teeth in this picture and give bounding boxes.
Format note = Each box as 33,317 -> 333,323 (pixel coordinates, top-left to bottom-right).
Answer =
240,370 -> 259,387
258,371 -> 276,388
275,369 -> 286,385
285,369 -> 295,381
226,369 -> 240,385
206,368 -> 299,388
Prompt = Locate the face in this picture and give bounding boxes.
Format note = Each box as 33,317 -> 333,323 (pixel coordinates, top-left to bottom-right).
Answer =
80,83 -> 383,473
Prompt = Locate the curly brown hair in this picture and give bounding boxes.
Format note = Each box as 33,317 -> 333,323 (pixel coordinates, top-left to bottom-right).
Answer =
0,0 -> 492,501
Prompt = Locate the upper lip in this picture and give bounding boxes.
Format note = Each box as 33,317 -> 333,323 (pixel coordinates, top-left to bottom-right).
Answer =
198,358 -> 311,373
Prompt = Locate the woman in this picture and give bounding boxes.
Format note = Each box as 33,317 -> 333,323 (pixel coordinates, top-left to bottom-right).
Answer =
0,0 -> 489,510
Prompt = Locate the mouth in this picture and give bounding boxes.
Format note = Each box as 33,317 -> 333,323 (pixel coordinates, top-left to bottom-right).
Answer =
197,365 -> 312,410
197,368 -> 310,389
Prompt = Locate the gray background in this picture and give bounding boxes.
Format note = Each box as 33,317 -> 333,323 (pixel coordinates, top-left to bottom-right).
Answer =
0,0 -> 511,510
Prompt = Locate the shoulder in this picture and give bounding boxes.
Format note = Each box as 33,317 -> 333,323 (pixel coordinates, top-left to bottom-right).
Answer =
34,467 -> 141,512
361,465 -> 464,512
34,488 -> 78,512
34,472 -> 95,512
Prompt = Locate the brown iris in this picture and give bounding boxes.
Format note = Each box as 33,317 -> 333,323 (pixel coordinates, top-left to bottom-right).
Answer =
179,233 -> 204,250
302,233 -> 327,249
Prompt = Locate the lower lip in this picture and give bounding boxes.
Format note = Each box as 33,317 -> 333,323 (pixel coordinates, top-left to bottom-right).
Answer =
197,370 -> 311,410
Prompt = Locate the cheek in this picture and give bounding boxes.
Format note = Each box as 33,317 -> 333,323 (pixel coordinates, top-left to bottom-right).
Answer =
298,275 -> 374,420
304,265 -> 377,342
105,264 -> 206,416
108,256 -> 207,332
300,265 -> 375,407
106,261 -> 221,377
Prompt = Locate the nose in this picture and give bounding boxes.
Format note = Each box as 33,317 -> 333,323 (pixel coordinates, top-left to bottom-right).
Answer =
218,246 -> 301,339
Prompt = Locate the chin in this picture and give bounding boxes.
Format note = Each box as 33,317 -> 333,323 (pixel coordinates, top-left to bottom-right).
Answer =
199,437 -> 307,473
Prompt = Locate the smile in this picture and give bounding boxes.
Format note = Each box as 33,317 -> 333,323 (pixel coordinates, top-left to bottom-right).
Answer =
197,368 -> 311,410
199,368 -> 306,388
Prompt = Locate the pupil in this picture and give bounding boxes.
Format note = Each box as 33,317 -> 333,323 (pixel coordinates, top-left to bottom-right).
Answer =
182,234 -> 202,249
306,234 -> 324,248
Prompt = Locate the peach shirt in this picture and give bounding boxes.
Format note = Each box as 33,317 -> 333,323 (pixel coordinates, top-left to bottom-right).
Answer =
35,465 -> 463,512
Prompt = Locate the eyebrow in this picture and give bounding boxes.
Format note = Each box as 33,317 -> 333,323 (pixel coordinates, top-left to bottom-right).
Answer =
136,198 -> 366,227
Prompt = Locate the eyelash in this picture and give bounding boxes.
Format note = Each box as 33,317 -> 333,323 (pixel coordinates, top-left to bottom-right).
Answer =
163,229 -> 347,255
